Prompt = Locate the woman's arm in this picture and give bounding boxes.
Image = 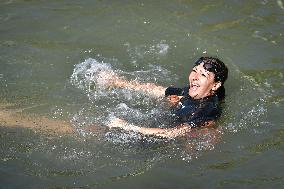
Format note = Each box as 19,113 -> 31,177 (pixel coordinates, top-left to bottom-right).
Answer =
98,70 -> 165,97
107,118 -> 191,138
107,118 -> 217,138
112,77 -> 166,98
100,70 -> 184,99
166,95 -> 183,106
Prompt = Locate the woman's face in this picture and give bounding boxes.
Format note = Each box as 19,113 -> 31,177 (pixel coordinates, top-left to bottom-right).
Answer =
188,63 -> 221,99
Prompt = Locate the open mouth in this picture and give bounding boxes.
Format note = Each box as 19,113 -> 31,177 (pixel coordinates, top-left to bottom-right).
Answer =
190,82 -> 200,91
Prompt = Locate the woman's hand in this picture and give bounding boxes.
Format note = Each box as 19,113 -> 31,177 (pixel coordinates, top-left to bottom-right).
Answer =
167,95 -> 182,106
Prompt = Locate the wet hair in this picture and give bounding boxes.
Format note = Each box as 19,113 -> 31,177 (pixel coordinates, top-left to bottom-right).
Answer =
194,57 -> 228,100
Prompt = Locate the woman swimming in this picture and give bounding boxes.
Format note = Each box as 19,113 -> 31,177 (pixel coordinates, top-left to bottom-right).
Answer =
107,57 -> 228,138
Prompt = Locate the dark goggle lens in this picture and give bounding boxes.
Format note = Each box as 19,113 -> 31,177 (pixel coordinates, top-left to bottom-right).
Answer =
194,57 -> 204,65
194,59 -> 215,71
203,63 -> 214,71
193,57 -> 226,83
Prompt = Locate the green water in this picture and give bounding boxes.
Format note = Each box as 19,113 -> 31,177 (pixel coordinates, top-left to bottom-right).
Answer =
1,0 -> 284,188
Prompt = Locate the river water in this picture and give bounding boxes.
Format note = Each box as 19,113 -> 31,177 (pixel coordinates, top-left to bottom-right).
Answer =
0,0 -> 283,188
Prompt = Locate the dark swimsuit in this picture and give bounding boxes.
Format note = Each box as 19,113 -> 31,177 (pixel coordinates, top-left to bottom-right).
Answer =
165,86 -> 222,128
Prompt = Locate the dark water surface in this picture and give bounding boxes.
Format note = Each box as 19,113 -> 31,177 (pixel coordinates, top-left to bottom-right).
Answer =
1,0 -> 284,188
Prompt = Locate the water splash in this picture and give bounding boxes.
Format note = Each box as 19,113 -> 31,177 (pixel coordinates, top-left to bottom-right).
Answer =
70,58 -> 115,94
70,58 -> 173,138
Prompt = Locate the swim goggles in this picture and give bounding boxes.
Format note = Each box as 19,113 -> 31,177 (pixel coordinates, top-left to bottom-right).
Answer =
194,57 -> 223,82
